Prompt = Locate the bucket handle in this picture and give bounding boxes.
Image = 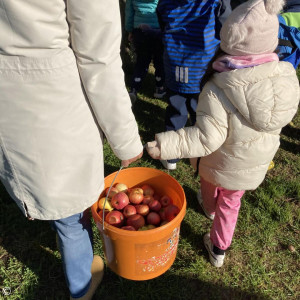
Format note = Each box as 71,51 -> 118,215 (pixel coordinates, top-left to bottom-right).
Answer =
102,144 -> 147,230
102,165 -> 124,231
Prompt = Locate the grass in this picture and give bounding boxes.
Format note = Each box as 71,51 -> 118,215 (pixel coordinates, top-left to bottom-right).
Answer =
0,55 -> 299,300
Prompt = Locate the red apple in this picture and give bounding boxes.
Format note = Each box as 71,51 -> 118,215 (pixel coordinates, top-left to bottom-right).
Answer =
121,225 -> 136,231
148,199 -> 161,212
123,205 -> 137,218
105,211 -> 124,227
147,212 -> 161,226
115,183 -> 128,193
153,194 -> 161,201
160,195 -> 173,207
132,187 -> 143,194
165,204 -> 180,222
104,186 -> 119,198
126,214 -> 145,230
142,195 -> 154,205
135,204 -> 150,216
111,192 -> 129,210
141,184 -> 155,196
97,209 -> 109,220
129,189 -> 144,204
158,207 -> 166,221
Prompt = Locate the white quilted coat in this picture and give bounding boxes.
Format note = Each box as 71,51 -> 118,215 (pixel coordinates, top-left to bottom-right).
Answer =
0,1 -> 143,220
156,61 -> 299,190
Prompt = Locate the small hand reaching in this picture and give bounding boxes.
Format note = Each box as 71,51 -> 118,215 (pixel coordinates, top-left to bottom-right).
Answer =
146,141 -> 161,159
139,23 -> 151,31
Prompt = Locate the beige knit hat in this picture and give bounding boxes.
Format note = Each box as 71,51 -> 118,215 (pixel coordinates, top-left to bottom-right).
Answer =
220,0 -> 285,56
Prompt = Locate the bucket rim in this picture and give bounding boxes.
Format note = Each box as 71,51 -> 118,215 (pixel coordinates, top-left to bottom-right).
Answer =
91,167 -> 186,236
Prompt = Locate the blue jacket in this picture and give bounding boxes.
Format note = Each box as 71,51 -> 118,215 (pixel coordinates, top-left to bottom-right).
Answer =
277,2 -> 300,69
157,0 -> 229,94
125,0 -> 160,32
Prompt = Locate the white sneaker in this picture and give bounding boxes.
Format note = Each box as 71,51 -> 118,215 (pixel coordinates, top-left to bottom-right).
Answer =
197,190 -> 215,220
160,160 -> 176,170
203,233 -> 225,268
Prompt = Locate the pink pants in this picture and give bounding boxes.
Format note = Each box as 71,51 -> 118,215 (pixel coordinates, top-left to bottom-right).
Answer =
201,178 -> 245,250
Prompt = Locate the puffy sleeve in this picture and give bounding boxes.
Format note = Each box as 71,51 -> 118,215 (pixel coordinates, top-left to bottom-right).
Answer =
66,0 -> 143,160
155,84 -> 228,159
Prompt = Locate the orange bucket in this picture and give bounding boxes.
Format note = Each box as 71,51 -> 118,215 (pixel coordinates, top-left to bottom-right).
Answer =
91,167 -> 186,281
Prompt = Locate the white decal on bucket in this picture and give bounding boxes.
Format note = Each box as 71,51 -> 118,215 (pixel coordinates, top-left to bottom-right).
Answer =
136,227 -> 180,273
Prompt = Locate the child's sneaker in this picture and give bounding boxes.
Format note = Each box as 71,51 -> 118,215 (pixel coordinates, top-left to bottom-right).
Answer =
203,233 -> 225,268
129,89 -> 137,104
160,159 -> 176,170
154,87 -> 166,99
197,190 -> 215,220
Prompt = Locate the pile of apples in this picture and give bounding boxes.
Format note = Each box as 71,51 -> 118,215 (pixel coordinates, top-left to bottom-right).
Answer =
97,183 -> 180,231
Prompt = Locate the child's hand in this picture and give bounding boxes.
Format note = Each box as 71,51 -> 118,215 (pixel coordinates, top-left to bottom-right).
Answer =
139,23 -> 151,31
146,141 -> 161,159
128,32 -> 133,42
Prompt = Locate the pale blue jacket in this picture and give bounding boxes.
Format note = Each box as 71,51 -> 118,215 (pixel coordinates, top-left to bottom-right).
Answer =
125,0 -> 160,32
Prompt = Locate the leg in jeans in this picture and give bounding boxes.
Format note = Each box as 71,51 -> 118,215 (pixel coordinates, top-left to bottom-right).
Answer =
50,210 -> 94,298
165,91 -> 189,164
131,29 -> 152,92
152,35 -> 165,88
210,188 -> 245,250
200,177 -> 219,216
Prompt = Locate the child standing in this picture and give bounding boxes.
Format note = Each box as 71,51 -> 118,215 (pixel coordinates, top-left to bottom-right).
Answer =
146,0 -> 299,267
156,0 -> 231,170
125,0 -> 165,103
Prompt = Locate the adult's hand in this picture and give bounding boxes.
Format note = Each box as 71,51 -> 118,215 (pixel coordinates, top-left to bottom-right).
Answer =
121,151 -> 143,167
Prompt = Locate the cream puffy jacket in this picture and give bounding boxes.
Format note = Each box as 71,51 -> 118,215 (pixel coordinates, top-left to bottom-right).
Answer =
156,61 -> 299,190
0,1 -> 143,220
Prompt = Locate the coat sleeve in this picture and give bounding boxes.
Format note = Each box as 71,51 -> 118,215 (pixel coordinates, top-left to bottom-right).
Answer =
155,86 -> 228,160
66,0 -> 143,160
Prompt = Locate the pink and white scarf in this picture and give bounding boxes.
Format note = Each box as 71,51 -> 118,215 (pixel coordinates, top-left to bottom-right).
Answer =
212,53 -> 279,72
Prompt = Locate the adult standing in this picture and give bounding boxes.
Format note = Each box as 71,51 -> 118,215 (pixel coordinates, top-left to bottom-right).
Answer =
0,1 -> 143,299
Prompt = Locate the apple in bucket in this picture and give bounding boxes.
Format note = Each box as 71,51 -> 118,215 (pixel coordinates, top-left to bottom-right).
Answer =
123,204 -> 137,218
115,183 -> 128,193
129,188 -> 144,204
148,199 -> 161,212
147,212 -> 161,226
111,192 -> 129,210
141,184 -> 155,196
105,186 -> 119,198
135,204 -> 150,216
126,214 -> 145,230
105,210 -> 125,227
160,195 -> 173,207
165,204 -> 180,222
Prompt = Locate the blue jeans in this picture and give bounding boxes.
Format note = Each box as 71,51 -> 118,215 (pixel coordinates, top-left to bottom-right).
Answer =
165,90 -> 199,163
50,211 -> 94,298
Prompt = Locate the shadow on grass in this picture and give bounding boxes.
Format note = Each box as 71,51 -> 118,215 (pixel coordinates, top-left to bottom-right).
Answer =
0,183 -> 67,299
1,181 -> 272,300
95,265 -> 272,300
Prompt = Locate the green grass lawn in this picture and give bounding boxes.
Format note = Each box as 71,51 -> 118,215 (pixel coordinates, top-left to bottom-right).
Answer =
0,59 -> 299,300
